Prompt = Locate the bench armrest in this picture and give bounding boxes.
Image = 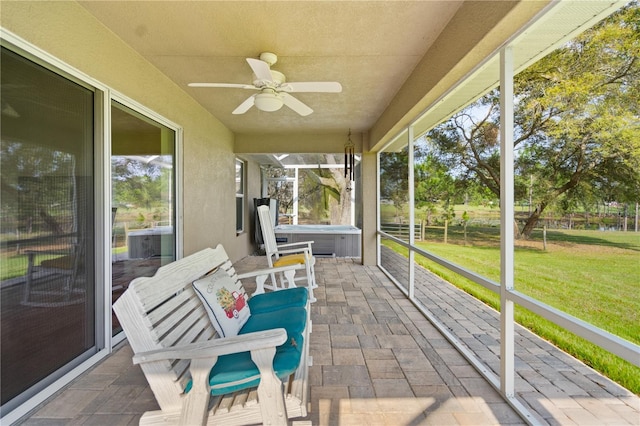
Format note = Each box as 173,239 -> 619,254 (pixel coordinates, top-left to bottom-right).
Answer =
132,328 -> 288,364
133,328 -> 290,426
277,241 -> 314,250
237,264 -> 303,293
276,248 -> 313,258
24,249 -> 70,255
24,248 -> 73,263
236,263 -> 303,280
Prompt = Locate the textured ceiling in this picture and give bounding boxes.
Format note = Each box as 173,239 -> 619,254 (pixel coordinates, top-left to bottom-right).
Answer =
79,1 -> 462,136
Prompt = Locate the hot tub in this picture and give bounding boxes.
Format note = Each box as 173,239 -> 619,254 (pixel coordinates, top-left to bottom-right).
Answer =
127,226 -> 174,259
274,225 -> 361,257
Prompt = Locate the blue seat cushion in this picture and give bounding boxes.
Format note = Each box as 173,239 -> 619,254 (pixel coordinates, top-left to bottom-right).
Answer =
240,306 -> 307,337
248,287 -> 307,314
184,306 -> 307,396
208,332 -> 304,395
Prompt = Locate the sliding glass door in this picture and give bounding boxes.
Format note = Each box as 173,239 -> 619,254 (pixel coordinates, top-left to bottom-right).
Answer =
110,101 -> 176,336
0,46 -> 96,410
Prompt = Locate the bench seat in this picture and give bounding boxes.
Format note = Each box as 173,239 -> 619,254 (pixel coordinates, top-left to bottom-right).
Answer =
248,286 -> 308,313
113,245 -> 312,426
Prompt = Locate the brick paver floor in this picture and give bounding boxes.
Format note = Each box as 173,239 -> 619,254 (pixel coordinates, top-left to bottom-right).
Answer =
17,253 -> 639,425
379,246 -> 639,425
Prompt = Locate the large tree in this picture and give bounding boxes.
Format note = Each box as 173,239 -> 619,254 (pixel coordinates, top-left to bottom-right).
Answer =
300,160 -> 351,225
1,141 -> 77,234
414,150 -> 457,224
264,156 -> 353,226
428,3 -> 640,238
379,148 -> 410,221
112,157 -> 168,211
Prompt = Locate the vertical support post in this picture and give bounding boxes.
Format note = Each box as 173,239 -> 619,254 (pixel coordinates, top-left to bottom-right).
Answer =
362,151 -> 379,266
376,152 -> 382,266
255,274 -> 268,295
499,46 -> 515,398
180,357 -> 215,425
99,91 -> 111,352
350,132 -> 358,227
251,347 -> 289,426
293,167 -> 299,225
262,167 -> 268,197
408,126 -> 415,299
444,220 -> 448,244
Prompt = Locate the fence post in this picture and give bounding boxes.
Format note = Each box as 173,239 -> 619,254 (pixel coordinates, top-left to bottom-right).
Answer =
444,220 -> 448,244
464,221 -> 468,245
543,225 -> 547,251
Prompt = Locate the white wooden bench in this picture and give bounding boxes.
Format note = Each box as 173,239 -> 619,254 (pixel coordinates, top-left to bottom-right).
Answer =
113,244 -> 311,425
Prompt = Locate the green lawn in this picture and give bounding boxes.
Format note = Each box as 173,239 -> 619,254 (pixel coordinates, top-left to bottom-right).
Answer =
1,252 -> 50,281
383,228 -> 640,394
1,246 -> 129,281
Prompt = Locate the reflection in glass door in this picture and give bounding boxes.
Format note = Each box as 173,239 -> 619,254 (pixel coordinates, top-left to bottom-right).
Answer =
111,102 -> 176,336
0,46 -> 95,410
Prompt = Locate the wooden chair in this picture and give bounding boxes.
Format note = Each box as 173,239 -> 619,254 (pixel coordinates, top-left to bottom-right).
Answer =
113,244 -> 311,426
257,205 -> 317,303
22,240 -> 85,307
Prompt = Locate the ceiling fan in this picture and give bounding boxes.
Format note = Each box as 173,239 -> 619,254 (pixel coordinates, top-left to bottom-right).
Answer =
188,52 -> 342,116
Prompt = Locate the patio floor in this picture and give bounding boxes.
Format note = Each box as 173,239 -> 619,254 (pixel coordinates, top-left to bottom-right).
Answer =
17,251 -> 640,425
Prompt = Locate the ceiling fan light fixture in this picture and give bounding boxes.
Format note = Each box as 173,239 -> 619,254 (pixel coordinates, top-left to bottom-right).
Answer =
189,51 -> 341,116
254,92 -> 283,112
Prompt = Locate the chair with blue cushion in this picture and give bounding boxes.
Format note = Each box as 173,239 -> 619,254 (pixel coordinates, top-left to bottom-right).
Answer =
113,244 -> 312,426
257,205 -> 317,303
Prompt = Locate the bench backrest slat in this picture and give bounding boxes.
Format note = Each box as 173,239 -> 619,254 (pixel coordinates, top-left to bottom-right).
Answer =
132,247 -> 230,312
145,288 -> 195,326
150,292 -> 209,343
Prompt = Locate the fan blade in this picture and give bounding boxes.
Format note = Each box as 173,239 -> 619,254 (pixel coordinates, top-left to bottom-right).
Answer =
282,82 -> 342,93
246,58 -> 274,82
188,83 -> 257,89
232,94 -> 256,114
282,93 -> 313,116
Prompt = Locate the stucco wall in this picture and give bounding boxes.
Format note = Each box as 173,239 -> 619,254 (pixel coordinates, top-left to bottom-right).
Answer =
1,1 -> 254,261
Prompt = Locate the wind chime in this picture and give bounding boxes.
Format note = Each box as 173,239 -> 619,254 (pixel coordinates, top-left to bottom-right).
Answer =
344,129 -> 355,190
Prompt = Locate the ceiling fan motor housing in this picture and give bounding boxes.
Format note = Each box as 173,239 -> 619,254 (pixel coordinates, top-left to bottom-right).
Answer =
254,70 -> 285,88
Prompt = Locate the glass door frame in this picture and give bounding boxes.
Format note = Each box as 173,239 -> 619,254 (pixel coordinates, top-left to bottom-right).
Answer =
108,92 -> 183,346
0,31 -> 109,422
0,29 -> 183,424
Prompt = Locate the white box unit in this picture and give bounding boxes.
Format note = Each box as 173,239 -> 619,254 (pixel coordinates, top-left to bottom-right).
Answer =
273,225 -> 361,257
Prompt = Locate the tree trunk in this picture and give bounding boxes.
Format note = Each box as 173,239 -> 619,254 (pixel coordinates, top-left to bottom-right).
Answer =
308,155 -> 352,225
444,220 -> 448,244
325,164 -> 351,225
521,203 -> 547,239
328,184 -> 351,225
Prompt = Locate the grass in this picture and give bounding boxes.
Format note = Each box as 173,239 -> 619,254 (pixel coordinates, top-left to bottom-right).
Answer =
1,252 -> 55,281
382,227 -> 640,395
1,246 -> 130,281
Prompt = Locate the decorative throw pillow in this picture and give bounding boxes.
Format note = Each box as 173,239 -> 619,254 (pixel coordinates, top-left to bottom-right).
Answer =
193,268 -> 251,337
